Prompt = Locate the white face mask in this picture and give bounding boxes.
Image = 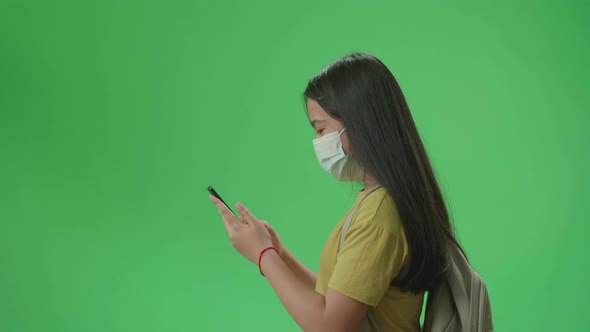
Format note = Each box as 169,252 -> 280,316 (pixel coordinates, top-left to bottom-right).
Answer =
312,128 -> 365,182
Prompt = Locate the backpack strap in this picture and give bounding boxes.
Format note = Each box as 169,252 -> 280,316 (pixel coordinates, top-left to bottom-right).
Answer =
338,184 -> 386,332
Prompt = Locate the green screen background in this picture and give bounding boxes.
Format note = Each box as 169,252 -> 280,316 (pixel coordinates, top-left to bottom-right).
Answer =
1,1 -> 588,331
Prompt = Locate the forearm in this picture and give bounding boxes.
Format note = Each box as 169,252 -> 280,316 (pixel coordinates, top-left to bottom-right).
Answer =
261,250 -> 327,332
280,247 -> 318,289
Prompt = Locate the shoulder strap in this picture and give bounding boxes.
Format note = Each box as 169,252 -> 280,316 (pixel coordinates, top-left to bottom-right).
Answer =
338,184 -> 385,332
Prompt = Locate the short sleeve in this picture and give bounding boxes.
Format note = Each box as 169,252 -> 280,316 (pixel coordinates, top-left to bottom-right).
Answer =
327,207 -> 406,306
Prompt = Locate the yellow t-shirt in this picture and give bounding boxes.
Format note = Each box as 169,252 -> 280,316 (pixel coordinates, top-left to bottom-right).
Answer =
315,187 -> 424,332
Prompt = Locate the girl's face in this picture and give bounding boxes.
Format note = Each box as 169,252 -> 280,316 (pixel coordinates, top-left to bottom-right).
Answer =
307,98 -> 351,155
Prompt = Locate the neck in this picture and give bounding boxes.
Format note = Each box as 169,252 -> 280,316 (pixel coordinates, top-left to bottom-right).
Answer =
364,172 -> 379,190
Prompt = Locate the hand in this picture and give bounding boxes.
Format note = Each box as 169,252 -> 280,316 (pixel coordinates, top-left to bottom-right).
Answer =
209,195 -> 273,264
261,221 -> 286,256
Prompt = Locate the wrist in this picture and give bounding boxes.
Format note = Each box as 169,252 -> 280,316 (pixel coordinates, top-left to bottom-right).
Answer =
258,246 -> 280,277
277,244 -> 288,257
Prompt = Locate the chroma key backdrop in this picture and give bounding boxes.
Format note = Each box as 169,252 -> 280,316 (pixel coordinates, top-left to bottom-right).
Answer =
1,1 -> 588,331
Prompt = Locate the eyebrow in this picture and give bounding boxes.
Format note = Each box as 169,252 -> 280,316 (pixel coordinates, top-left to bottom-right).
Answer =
310,119 -> 327,128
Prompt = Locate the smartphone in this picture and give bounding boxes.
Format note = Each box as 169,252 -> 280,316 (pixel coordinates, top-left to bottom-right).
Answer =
207,186 -> 235,215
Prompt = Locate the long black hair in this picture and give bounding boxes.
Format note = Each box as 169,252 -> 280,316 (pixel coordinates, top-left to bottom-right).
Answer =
304,52 -> 463,293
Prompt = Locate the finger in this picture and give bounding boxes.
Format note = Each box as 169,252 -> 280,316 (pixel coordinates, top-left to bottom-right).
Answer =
209,195 -> 238,231
261,220 -> 273,231
235,202 -> 258,225
209,195 -> 234,217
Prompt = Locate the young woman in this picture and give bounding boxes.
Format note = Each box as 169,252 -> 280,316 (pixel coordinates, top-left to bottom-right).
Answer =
209,53 -> 463,332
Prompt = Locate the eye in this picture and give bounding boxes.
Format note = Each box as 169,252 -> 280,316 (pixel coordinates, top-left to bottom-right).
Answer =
317,129 -> 324,135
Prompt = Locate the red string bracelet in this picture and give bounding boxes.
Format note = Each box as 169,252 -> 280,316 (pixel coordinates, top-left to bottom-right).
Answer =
258,246 -> 278,277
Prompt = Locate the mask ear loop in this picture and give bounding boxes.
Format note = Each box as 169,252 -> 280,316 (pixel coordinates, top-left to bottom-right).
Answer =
338,128 -> 349,158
